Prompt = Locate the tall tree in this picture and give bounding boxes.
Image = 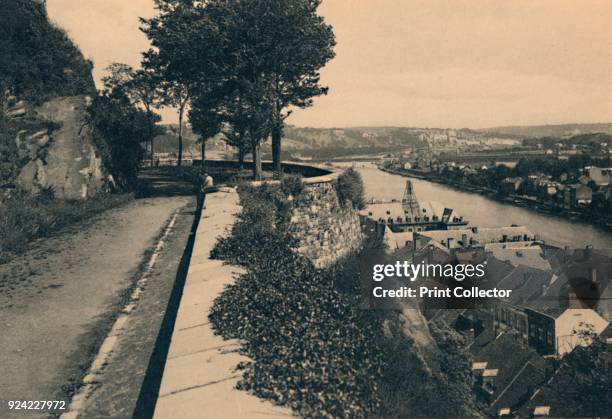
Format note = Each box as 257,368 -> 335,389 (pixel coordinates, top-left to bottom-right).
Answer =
189,92 -> 223,171
143,50 -> 191,166
164,81 -> 190,166
102,63 -> 163,166
240,0 -> 336,176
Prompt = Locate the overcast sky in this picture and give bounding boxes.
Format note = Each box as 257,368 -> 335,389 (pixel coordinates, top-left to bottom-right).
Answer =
47,0 -> 612,129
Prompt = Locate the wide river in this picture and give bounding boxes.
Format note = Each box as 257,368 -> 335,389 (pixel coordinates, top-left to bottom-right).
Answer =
333,163 -> 612,249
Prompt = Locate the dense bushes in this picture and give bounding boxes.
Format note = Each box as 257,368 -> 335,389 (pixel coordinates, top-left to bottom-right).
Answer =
89,94 -> 151,190
0,0 -> 95,105
209,183 -> 481,417
210,185 -> 385,416
336,168 -> 366,209
0,190 -> 132,261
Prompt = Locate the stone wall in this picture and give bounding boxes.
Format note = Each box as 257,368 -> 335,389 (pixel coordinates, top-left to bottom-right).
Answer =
288,175 -> 363,268
14,95 -> 107,199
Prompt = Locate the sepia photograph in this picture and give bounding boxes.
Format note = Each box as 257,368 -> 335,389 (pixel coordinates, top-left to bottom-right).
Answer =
0,0 -> 610,418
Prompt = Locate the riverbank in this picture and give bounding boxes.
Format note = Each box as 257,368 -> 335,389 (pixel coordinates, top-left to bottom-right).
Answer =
381,166 -> 612,232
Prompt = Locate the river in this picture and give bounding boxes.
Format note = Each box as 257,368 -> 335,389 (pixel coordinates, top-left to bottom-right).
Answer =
333,163 -> 612,249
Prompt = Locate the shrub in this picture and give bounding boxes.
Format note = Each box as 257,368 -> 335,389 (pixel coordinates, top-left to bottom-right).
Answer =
209,185 -> 385,416
0,191 -> 132,261
280,174 -> 303,197
336,167 -> 366,209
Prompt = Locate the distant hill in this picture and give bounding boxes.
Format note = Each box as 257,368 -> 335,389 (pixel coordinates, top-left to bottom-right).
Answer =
283,126 -> 425,150
483,123 -> 612,139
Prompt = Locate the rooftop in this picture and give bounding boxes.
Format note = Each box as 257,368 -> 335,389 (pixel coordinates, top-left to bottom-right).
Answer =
418,226 -> 535,248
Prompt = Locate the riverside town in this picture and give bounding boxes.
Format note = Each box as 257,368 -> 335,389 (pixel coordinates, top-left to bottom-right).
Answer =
1,1 -> 611,418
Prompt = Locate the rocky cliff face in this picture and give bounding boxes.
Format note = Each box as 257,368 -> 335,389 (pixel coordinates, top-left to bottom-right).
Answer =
14,96 -> 107,199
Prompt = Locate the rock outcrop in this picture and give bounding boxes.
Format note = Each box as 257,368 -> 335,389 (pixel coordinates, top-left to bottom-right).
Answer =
14,96 -> 107,199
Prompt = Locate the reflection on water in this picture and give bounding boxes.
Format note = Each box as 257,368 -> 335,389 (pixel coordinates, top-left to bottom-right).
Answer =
336,162 -> 612,249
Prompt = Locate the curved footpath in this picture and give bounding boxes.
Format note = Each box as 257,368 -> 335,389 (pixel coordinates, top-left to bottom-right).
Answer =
153,188 -> 292,419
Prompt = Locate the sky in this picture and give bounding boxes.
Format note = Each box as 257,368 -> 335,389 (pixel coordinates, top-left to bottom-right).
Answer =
46,0 -> 612,129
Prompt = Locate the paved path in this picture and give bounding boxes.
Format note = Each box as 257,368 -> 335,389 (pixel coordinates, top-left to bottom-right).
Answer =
153,189 -> 293,419
0,196 -> 191,418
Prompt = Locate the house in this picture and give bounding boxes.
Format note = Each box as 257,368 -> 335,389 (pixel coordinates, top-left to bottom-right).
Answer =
563,184 -> 592,208
502,177 -> 524,194
484,243 -> 551,271
584,166 -> 611,187
525,307 -> 608,357
470,332 -> 547,410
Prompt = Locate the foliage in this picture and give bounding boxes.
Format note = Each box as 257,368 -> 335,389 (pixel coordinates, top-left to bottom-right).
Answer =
378,319 -> 481,418
0,190 -> 132,261
0,0 -> 94,105
102,63 -> 163,164
209,183 -> 481,417
336,168 -> 366,209
559,327 -> 611,417
280,175 -> 304,197
209,185 -> 385,416
88,94 -> 152,190
142,0 -> 336,177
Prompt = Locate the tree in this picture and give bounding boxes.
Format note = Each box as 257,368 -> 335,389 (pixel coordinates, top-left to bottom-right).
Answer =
264,0 -> 336,176
143,50 -> 192,167
189,93 -> 223,172
559,326 -> 611,417
88,92 -> 151,189
164,81 -> 190,166
142,0 -> 335,179
102,63 -> 163,167
218,0 -> 336,177
221,95 -> 250,169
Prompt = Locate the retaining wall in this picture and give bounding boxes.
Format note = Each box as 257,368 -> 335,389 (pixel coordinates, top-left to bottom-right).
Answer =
287,173 -> 363,268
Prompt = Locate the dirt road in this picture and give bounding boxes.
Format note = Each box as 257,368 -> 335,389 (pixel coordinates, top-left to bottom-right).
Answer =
0,195 -> 193,417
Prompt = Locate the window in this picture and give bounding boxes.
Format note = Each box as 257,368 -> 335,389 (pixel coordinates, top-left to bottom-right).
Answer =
530,324 -> 535,337
547,331 -> 553,345
538,327 -> 544,341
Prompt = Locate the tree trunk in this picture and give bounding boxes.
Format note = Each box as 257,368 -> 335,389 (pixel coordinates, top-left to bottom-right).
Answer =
238,129 -> 245,169
238,146 -> 245,169
272,124 -> 282,178
177,106 -> 184,167
201,138 -> 206,171
251,141 -> 262,180
147,112 -> 155,168
150,135 -> 155,167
